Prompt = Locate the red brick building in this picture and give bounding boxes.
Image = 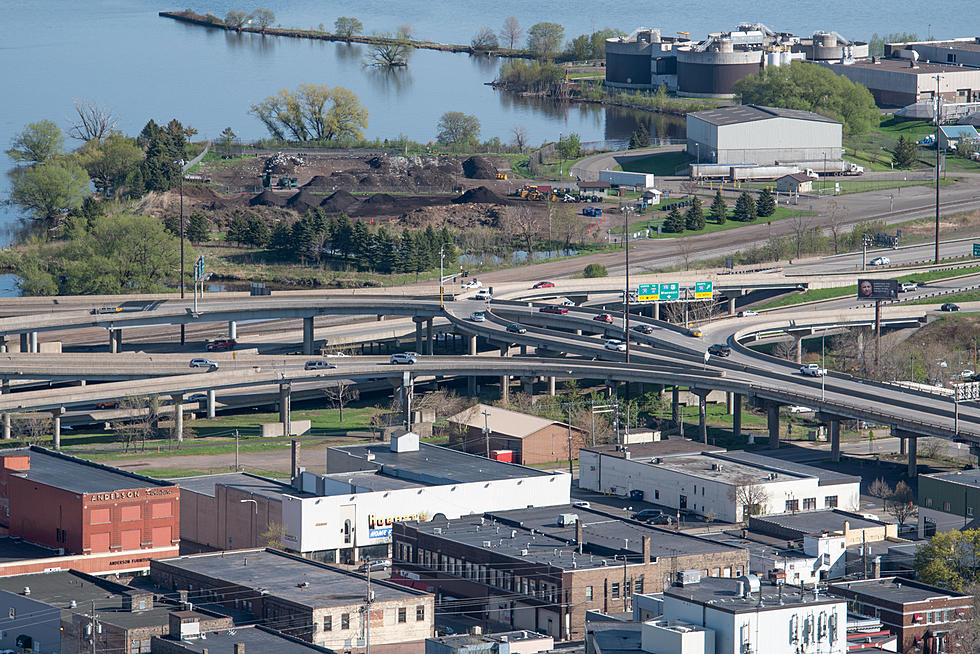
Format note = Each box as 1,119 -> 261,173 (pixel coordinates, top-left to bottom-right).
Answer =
448,404 -> 588,465
0,447 -> 179,567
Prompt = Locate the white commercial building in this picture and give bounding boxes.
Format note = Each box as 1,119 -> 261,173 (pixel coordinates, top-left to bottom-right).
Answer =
282,434 -> 571,562
580,446 -> 860,523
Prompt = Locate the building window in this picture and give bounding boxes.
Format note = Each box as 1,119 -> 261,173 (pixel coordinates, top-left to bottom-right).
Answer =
341,613 -> 350,630
825,496 -> 838,508
948,54 -> 957,63
398,607 -> 406,623
925,497 -> 933,507
944,502 -> 952,512
635,579 -> 644,594
970,507 -> 975,517
416,605 -> 425,621
344,520 -> 352,544
611,583 -> 620,599
585,586 -> 593,602
654,490 -> 660,500
803,498 -> 816,511
323,615 -> 332,631
625,581 -> 631,596
785,499 -> 799,512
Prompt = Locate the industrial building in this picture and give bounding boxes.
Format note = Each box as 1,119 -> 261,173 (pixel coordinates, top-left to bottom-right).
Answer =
391,505 -> 748,641
917,468 -> 980,537
686,104 -> 843,166
604,28 -> 690,90
425,630 -> 553,654
447,404 -> 588,465
151,548 -> 435,653
152,624 -> 338,654
579,445 -> 860,523
886,37 -> 980,69
822,56 -> 980,107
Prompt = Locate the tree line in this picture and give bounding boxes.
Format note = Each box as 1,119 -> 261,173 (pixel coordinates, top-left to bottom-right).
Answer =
661,189 -> 776,234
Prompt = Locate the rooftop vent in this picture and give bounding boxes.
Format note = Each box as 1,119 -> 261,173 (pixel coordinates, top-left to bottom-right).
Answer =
21,586 -> 30,595
676,570 -> 701,586
483,541 -> 492,548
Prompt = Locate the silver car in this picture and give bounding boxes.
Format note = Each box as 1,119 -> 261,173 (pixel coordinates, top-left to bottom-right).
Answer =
189,358 -> 218,369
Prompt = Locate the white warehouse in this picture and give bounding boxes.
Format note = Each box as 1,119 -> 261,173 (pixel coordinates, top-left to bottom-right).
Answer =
579,444 -> 860,523
686,104 -> 843,165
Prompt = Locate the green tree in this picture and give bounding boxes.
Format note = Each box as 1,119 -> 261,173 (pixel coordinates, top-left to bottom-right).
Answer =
270,221 -> 292,253
868,32 -> 918,57
557,133 -> 581,160
250,85 -> 368,142
710,189 -> 727,224
436,112 -> 481,150
76,133 -> 144,198
685,197 -> 705,231
186,212 -> 210,243
567,34 -> 592,60
334,16 -> 363,39
583,263 -> 607,278
8,160 -> 89,226
893,135 -> 918,169
138,118 -> 186,192
756,187 -> 776,218
219,127 -> 237,149
733,192 -> 757,222
244,215 -> 270,247
914,529 -> 980,592
527,22 -> 565,59
6,121 -> 65,164
629,124 -> 650,150
251,8 -> 275,31
662,205 -> 685,233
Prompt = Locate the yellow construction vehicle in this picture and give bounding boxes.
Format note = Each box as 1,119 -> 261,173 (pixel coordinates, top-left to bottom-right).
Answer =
495,173 -> 508,180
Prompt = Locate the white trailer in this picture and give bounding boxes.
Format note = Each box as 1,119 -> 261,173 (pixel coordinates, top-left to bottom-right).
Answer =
599,170 -> 655,188
780,160 -> 864,176
730,165 -> 804,181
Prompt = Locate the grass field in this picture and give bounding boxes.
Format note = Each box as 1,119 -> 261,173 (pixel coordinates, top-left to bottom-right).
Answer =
619,151 -> 693,176
909,290 -> 980,305
813,177 -> 954,196
615,204 -> 812,239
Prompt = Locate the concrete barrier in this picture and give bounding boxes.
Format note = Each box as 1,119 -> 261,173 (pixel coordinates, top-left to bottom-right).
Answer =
260,420 -> 311,438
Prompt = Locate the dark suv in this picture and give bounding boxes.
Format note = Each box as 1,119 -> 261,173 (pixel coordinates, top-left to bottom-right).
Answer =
708,343 -> 731,357
631,509 -> 672,525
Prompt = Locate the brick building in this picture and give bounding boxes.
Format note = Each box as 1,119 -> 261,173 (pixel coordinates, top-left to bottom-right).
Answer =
448,405 -> 588,465
151,548 -> 434,653
828,577 -> 973,653
152,623 -> 336,654
391,505 -> 748,641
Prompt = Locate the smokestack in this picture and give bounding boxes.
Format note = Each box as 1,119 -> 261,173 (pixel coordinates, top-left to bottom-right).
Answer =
642,536 -> 651,563
576,520 -> 583,548
291,439 -> 300,481
873,556 -> 882,579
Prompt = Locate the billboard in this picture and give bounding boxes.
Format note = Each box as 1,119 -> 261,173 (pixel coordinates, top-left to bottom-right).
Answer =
638,284 -> 659,302
857,279 -> 899,300
694,281 -> 714,299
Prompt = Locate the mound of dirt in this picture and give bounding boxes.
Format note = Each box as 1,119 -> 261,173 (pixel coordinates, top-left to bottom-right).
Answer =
249,189 -> 283,207
303,175 -> 332,188
285,189 -> 321,213
452,186 -> 506,205
462,156 -> 498,179
320,190 -> 360,213
361,193 -> 398,207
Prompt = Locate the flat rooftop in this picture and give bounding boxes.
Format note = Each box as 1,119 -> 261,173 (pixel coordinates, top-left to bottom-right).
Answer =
583,439 -> 722,460
156,549 -> 426,608
168,472 -> 298,500
0,537 -> 59,563
830,577 -> 971,604
716,451 -> 860,486
690,104 -> 839,126
751,510 -> 885,535
923,469 -> 980,487
1,446 -> 174,494
666,576 -> 842,613
0,569 -> 128,607
323,471 -> 422,493
832,58 -> 979,74
893,39 -> 980,53
161,625 -> 334,654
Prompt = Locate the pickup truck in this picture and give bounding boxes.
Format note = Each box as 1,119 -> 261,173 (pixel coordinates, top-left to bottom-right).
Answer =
799,363 -> 827,377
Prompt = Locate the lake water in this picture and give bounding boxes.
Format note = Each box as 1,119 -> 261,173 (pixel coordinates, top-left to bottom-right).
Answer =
1,1 -> 973,243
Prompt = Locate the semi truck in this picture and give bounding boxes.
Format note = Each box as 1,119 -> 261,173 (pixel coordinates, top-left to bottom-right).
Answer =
691,161 -> 863,181
777,160 -> 864,176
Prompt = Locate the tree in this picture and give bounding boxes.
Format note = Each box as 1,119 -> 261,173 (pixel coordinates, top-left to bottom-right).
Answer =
628,124 -> 650,149
885,480 -> 918,527
77,133 -> 144,198
868,477 -> 892,500
113,395 -> 160,451
471,26 -> 498,50
366,33 -> 411,68
186,212 -> 210,243
137,118 -> 186,192
512,125 -> 529,153
662,205 -> 685,233
868,32 -> 918,57
791,214 -> 811,258
11,413 -> 52,444
729,477 -> 771,522
826,199 -> 845,254
583,263 -> 607,278
436,112 -> 481,150
8,160 -> 89,225
733,192 -> 757,222
893,135 -> 918,169
334,16 -> 363,40
251,8 -> 275,31
527,22 -> 565,59
914,529 -> 980,592
503,205 -> 541,262
68,99 -> 117,142
324,380 -> 359,423
709,189 -> 727,224
250,85 -> 368,142
685,197 -> 705,231
260,521 -> 287,548
6,120 -> 64,164
224,10 -> 249,29
557,133 -> 581,160
756,187 -> 776,217
500,16 -> 524,49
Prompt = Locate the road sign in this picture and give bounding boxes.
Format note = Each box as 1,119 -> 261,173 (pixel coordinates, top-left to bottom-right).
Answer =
955,382 -> 980,402
973,243 -> 980,257
694,281 -> 714,299
194,256 -> 205,281
638,283 -> 659,302
659,283 -> 679,300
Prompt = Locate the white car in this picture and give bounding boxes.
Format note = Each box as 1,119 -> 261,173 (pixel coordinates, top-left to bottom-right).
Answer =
474,289 -> 492,301
737,310 -> 759,317
604,339 -> 627,352
869,256 -> 890,266
189,358 -> 218,369
325,352 -> 349,358
788,406 -> 814,414
469,312 -> 486,322
390,352 -> 419,365
799,363 -> 827,377
462,279 -> 483,289
572,500 -> 591,508
961,369 -> 976,378
900,282 -> 918,292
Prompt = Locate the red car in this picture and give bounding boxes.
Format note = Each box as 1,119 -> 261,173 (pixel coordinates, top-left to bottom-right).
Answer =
532,281 -> 556,289
95,401 -> 119,410
593,313 -> 614,323
206,338 -> 237,352
539,305 -> 569,314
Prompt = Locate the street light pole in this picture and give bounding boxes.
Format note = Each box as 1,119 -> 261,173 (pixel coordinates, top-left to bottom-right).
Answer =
439,242 -> 454,310
178,159 -> 186,346
934,74 -> 941,265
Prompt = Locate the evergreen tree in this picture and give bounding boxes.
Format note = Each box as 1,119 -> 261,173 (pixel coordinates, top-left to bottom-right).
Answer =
893,135 -> 917,169
226,212 -> 249,245
756,187 -> 776,218
685,197 -> 705,231
662,205 -> 685,233
733,192 -> 757,222
332,214 -> 354,260
709,189 -> 727,224
375,227 -> 397,273
396,231 -> 416,273
351,220 -> 371,269
291,217 -> 317,262
270,222 -> 292,253
244,215 -> 270,247
186,212 -> 210,243
628,123 -> 650,150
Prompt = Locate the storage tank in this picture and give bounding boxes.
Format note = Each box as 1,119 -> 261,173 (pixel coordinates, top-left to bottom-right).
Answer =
717,38 -> 734,53
781,51 -> 793,65
676,46 -> 763,97
766,51 -> 781,67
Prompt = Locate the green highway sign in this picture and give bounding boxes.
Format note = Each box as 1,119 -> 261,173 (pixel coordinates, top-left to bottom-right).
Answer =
694,281 -> 714,299
974,243 -> 980,257
638,283 -> 659,302
659,283 -> 680,300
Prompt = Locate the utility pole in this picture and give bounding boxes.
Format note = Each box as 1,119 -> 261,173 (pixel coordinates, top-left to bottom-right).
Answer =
88,599 -> 99,654
365,560 -> 373,654
874,299 -> 882,372
482,409 -> 491,459
935,74 -> 941,265
178,159 -> 186,346
235,429 -> 240,471
567,403 -> 574,476
624,203 -> 632,426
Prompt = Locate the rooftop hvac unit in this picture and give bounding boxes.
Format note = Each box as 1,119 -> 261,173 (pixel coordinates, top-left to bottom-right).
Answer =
521,549 -> 529,556
558,513 -> 579,526
676,570 -> 702,586
483,541 -> 491,548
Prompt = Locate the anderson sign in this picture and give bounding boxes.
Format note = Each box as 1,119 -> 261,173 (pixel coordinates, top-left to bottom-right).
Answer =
88,487 -> 175,502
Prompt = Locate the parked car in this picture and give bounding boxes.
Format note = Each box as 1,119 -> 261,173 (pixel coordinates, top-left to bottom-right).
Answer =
593,313 -> 614,323
469,311 -> 486,322
189,358 -> 218,369
390,352 -> 419,365
941,303 -> 960,312
788,406 -> 814,414
737,310 -> 759,317
206,338 -> 237,352
358,559 -> 392,573
603,339 -> 626,352
707,343 -> 731,357
539,305 -> 569,314
799,363 -> 827,377
325,352 -> 349,357
461,279 -> 483,289
187,393 -> 208,402
95,401 -> 119,410
899,282 -> 918,293
631,509 -> 672,524
305,359 -> 338,370
506,323 -> 527,334
869,256 -> 890,266
631,324 -> 654,334
532,281 -> 556,289
572,500 -> 591,508
960,369 -> 976,378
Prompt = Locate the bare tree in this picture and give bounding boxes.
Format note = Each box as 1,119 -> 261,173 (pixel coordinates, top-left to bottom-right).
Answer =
885,481 -> 918,527
414,389 -> 471,421
500,16 -> 525,49
728,476 -> 771,522
324,380 -> 360,423
679,180 -> 699,196
868,477 -> 892,500
826,199 -> 846,255
367,34 -> 411,67
503,205 -> 542,263
113,395 -> 159,451
512,125 -> 529,153
471,26 -> 499,50
791,214 -> 811,259
12,413 -> 52,444
68,99 -> 117,142
772,340 -> 796,362
676,236 -> 695,271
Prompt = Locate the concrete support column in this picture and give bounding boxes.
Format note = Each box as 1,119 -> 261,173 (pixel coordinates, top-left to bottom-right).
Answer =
695,391 -> 709,444
279,384 -> 291,436
575,329 -> 582,336
899,437 -> 907,455
303,316 -> 314,356
795,335 -> 803,365
467,376 -> 477,396
499,345 -> 509,357
653,302 -> 660,321
0,335 -> 6,354
109,330 -> 118,354
425,319 -> 434,356
520,345 -> 527,355
671,386 -> 681,427
172,394 -> 184,442
0,379 -> 7,395
228,321 -> 237,339
767,402 -> 780,448
548,376 -> 556,396
830,418 -> 841,463
907,433 -> 917,478
19,333 -> 28,353
728,296 -> 736,316
2,413 -> 9,440
51,408 -> 63,450
468,334 -> 477,356
414,319 -> 423,353
206,389 -> 216,419
522,376 -> 534,397
29,331 -> 37,353
732,393 -> 742,439
113,329 -> 122,353
401,372 -> 413,429
500,376 -> 509,403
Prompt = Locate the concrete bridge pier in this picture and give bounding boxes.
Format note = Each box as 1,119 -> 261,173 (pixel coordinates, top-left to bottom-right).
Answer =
0,335 -> 7,353
500,376 -> 510,403
228,321 -> 237,339
29,331 -> 37,353
467,376 -> 477,396
548,376 -> 556,396
279,385 -> 291,437
303,317 -> 314,356
970,444 -> 980,468
899,437 -> 907,455
0,379 -> 7,395
19,333 -> 27,353
522,376 -> 534,398
2,414 -> 9,440
732,393 -> 742,440
520,345 -> 527,355
694,390 -> 710,443
51,407 -> 63,450
727,296 -> 736,316
671,386 -> 681,427
172,393 -> 184,442
894,429 -> 918,477
794,335 -> 804,364
653,302 -> 660,321
499,345 -> 510,357
207,389 -> 216,419
413,318 -> 424,353
400,372 -> 413,429
830,418 -> 841,462
109,329 -> 122,354
426,319 -> 434,355
767,401 -> 780,448
468,335 -> 477,356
